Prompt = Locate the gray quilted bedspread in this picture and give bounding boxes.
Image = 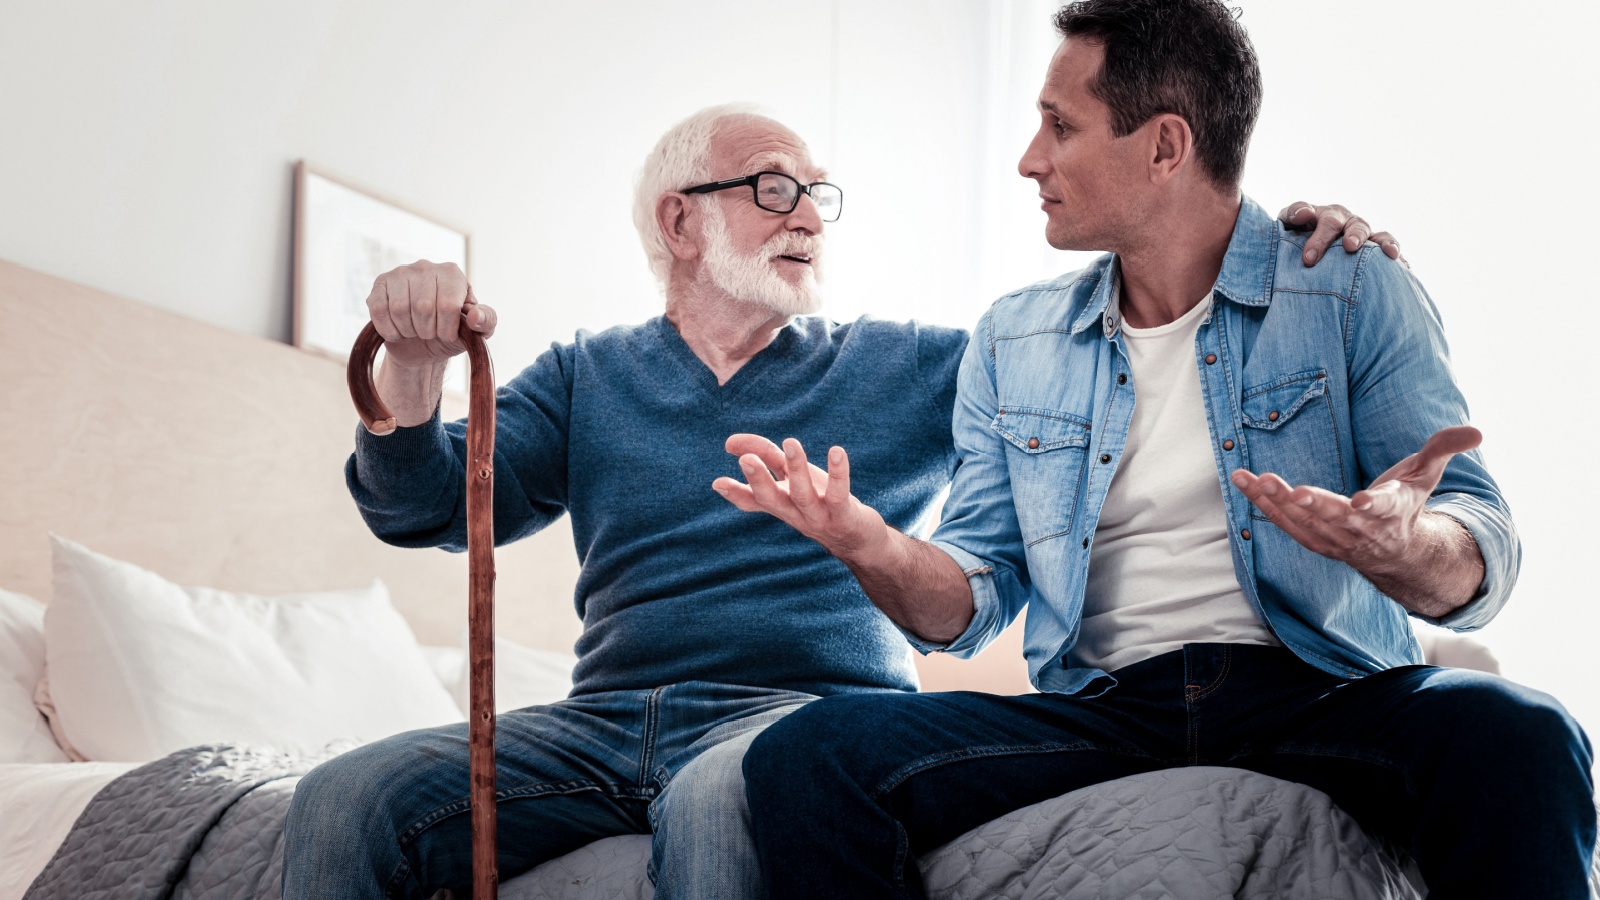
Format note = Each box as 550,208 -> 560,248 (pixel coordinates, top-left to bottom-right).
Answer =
919,766 -> 1421,899
23,744 -> 336,900
502,766 -> 1426,900
24,746 -> 1599,900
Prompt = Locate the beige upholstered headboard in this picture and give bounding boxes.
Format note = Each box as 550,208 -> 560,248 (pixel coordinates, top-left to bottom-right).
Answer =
0,258 -> 580,654
0,258 -> 1030,692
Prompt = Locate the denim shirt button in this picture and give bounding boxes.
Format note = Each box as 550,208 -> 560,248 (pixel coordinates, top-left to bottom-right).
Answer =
1241,528 -> 1252,540
1268,410 -> 1280,421
1082,537 -> 1089,549
1223,439 -> 1235,451
1028,437 -> 1040,449
1117,373 -> 1127,385
1205,353 -> 1218,365
1099,453 -> 1111,464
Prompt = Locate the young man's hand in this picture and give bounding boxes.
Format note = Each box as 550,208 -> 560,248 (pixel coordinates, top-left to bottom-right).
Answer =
1230,425 -> 1485,617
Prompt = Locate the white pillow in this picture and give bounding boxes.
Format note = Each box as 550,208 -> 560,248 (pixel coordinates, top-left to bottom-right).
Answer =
452,636 -> 575,715
0,588 -> 70,763
419,644 -> 467,701
1411,619 -> 1501,674
44,536 -> 465,762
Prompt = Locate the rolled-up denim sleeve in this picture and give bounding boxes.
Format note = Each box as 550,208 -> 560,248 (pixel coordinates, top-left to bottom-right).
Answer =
1424,494 -> 1520,631
1348,249 -> 1520,630
913,311 -> 1033,658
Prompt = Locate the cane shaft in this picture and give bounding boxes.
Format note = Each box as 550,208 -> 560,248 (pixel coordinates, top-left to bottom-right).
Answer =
463,327 -> 497,899
347,315 -> 498,897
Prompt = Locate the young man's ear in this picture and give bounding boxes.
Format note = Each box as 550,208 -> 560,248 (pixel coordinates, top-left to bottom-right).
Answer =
657,193 -> 701,262
1147,114 -> 1195,186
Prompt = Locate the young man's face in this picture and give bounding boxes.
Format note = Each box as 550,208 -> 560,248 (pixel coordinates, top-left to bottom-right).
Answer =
1018,37 -> 1148,252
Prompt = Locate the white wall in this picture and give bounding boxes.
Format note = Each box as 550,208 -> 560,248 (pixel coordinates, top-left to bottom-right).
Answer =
4,1 -> 1596,741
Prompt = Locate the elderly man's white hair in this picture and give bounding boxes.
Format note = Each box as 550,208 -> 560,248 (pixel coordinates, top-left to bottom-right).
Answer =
633,103 -> 768,291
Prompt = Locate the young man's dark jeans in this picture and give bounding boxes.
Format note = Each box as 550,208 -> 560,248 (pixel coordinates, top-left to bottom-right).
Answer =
744,643 -> 1595,899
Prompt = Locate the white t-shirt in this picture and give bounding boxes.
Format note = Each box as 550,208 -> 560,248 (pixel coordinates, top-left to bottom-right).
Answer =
1069,293 -> 1280,673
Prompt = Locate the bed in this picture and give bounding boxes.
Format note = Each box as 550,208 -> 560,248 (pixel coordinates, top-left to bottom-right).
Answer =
0,258 -> 1591,899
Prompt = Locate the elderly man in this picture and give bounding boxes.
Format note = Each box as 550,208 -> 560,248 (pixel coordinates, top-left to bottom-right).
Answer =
280,101 -> 1388,898
727,3 -> 1596,898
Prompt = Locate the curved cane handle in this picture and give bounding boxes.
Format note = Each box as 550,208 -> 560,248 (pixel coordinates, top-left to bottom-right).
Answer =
346,309 -> 491,436
346,324 -> 396,435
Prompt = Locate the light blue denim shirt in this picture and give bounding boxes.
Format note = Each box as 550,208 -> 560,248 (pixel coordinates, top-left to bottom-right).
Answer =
926,197 -> 1518,696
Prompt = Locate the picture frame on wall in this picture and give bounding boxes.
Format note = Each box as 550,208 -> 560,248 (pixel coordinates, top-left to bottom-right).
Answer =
292,160 -> 471,395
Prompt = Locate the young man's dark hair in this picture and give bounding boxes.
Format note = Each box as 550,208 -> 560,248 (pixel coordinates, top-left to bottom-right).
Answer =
1054,0 -> 1262,187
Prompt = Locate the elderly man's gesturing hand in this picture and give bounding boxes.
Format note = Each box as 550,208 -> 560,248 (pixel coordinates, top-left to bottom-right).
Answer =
712,435 -> 890,560
1229,425 -> 1486,617
712,433 -> 976,642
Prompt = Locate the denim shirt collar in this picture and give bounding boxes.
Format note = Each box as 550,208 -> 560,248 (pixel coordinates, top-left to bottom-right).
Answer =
1070,196 -> 1278,339
1212,196 -> 1278,309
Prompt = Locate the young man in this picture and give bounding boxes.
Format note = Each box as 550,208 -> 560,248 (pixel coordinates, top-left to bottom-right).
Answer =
725,3 -> 1596,898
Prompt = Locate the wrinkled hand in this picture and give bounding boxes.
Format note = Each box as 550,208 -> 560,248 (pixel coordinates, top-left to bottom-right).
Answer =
1277,202 -> 1408,268
712,434 -> 888,559
366,260 -> 497,369
1229,425 -> 1480,577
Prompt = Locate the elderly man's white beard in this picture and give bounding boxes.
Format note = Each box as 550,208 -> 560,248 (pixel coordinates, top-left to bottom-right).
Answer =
698,205 -> 823,317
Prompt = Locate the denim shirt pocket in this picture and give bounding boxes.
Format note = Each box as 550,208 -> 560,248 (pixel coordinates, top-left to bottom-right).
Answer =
993,407 -> 1091,546
1240,369 -> 1347,512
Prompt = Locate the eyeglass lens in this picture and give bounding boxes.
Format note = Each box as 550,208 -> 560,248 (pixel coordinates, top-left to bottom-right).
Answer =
754,173 -> 842,222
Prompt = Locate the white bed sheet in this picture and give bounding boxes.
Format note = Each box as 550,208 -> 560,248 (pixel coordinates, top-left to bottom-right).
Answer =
0,761 -> 137,900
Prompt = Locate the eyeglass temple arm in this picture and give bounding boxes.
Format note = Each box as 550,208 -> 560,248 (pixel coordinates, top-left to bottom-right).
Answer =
681,175 -> 758,195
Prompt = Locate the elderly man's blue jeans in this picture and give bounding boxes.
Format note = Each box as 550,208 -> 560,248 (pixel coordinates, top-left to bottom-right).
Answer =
281,681 -> 811,900
744,643 -> 1596,900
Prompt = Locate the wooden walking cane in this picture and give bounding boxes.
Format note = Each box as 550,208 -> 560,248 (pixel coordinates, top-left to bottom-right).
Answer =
347,304 -> 499,898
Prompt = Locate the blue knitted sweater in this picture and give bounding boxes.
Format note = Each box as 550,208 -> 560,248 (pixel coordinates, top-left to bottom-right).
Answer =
347,315 -> 967,697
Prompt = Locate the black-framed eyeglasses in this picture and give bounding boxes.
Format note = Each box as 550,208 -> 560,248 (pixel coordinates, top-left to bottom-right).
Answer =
682,171 -> 843,222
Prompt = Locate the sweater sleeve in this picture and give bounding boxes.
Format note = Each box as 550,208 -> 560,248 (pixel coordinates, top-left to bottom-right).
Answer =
914,324 -> 968,430
345,343 -> 575,552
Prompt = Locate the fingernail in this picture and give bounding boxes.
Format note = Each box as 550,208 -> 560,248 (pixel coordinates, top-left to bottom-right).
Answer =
1306,250 -> 1319,263
1261,482 -> 1276,495
741,458 -> 756,470
1295,496 -> 1313,507
830,447 -> 843,463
